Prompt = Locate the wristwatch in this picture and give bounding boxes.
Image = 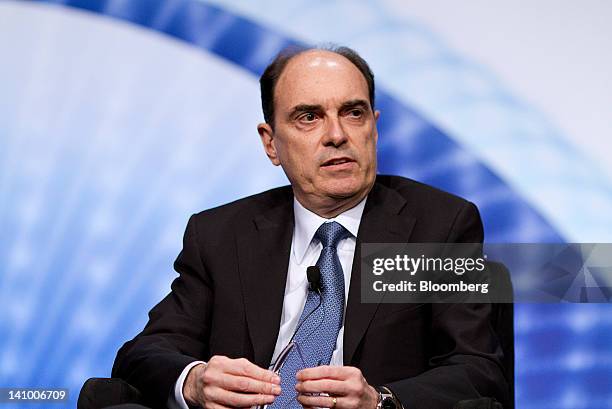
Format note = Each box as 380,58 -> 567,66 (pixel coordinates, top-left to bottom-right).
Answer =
375,386 -> 403,409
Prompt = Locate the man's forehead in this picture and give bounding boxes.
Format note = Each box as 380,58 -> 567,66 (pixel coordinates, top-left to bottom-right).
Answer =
275,50 -> 369,107
291,49 -> 345,69
280,50 -> 362,82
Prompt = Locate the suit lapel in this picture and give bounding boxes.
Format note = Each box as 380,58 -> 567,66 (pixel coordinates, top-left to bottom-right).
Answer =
237,194 -> 294,367
343,182 -> 416,364
235,182 -> 417,367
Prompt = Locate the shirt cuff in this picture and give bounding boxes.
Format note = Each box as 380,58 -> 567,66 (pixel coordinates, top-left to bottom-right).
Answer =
167,360 -> 206,409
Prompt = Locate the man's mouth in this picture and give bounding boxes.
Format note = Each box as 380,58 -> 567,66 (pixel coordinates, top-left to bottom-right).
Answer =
321,157 -> 355,167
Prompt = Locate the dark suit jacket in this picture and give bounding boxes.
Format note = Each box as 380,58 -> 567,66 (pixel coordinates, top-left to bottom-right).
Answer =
112,175 -> 510,409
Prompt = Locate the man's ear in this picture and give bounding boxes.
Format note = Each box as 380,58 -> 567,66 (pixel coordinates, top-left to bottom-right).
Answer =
257,122 -> 281,166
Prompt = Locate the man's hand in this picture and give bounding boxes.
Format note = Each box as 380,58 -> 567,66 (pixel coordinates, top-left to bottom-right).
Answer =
183,355 -> 281,408
295,366 -> 379,409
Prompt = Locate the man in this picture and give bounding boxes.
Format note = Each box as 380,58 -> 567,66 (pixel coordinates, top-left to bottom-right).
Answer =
112,45 -> 509,409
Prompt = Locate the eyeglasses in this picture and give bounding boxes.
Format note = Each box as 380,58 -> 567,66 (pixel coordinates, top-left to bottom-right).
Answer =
254,340 -> 326,409
254,288 -> 327,408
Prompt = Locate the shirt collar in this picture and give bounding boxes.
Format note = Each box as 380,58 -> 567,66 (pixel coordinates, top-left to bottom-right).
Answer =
292,196 -> 367,264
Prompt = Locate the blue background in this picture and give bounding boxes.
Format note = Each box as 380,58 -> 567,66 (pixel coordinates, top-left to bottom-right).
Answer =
0,1 -> 611,408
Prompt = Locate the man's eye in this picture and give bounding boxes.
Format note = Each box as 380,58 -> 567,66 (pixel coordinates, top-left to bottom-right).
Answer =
348,109 -> 363,118
299,113 -> 317,122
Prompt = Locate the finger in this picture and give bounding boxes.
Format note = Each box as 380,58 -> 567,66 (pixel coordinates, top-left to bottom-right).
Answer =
227,358 -> 281,384
295,379 -> 348,396
221,374 -> 281,395
297,393 -> 338,408
297,365 -> 347,381
206,386 -> 277,408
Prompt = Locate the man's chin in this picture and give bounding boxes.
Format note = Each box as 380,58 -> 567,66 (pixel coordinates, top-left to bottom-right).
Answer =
321,183 -> 369,202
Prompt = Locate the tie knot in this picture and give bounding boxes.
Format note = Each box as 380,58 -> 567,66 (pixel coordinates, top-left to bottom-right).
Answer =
315,221 -> 351,249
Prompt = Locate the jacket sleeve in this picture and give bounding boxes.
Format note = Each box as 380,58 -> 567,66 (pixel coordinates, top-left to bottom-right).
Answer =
112,214 -> 212,409
387,202 -> 511,409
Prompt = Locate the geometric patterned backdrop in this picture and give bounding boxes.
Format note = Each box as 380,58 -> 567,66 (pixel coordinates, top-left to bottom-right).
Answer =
1,1 -> 611,408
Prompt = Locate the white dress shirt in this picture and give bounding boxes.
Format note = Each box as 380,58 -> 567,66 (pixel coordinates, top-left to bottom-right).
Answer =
169,197 -> 367,409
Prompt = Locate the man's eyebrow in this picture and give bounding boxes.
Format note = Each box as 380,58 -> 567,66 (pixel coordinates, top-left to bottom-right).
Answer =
339,99 -> 371,111
288,104 -> 324,117
287,100 -> 371,118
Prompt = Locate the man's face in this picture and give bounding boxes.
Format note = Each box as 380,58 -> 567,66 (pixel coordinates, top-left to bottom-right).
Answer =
258,50 -> 379,212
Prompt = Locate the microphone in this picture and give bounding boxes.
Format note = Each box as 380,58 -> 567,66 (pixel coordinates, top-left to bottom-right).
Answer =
307,266 -> 321,292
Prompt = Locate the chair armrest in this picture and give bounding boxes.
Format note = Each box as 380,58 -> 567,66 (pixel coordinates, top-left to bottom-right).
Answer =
77,377 -> 143,409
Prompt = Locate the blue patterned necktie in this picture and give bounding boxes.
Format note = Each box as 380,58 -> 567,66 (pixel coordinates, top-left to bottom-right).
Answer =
271,221 -> 352,408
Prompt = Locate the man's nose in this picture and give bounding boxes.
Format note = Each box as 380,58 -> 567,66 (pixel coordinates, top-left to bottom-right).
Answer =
322,116 -> 348,147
